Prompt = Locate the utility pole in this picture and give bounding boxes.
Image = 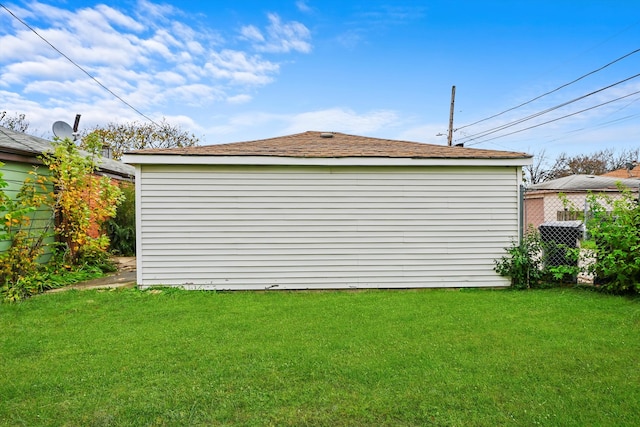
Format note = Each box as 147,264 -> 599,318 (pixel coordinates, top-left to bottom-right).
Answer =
447,85 -> 456,146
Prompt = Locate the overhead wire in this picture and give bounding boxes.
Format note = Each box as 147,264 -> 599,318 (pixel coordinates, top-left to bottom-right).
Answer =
542,94 -> 640,142
456,72 -> 640,144
466,89 -> 640,146
467,76 -> 640,147
0,3 -> 160,127
456,46 -> 640,132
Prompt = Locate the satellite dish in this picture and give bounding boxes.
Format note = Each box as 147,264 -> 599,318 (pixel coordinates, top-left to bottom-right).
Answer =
52,121 -> 74,140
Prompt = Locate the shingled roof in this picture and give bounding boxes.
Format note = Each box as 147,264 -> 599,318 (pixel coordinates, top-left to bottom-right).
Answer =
0,126 -> 134,179
601,164 -> 640,179
127,131 -> 530,159
528,174 -> 640,191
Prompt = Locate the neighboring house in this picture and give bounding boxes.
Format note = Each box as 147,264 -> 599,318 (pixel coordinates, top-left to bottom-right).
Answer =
601,163 -> 640,179
0,126 -> 135,259
123,131 -> 531,290
524,174 -> 640,230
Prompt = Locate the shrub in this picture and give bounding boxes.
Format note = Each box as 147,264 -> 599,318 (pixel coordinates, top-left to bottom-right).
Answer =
76,235 -> 117,273
106,182 -> 135,256
585,187 -> 640,294
41,134 -> 124,265
1,134 -> 124,302
494,228 -> 549,289
0,165 -> 54,301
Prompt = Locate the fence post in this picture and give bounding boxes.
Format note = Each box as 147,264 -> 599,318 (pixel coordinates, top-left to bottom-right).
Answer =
583,200 -> 589,240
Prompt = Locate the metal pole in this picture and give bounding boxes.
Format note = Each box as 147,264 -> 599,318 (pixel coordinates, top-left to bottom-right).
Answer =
447,85 -> 456,147
583,200 -> 589,240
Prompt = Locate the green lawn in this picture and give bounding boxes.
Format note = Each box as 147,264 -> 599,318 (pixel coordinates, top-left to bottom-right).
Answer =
1,288 -> 639,426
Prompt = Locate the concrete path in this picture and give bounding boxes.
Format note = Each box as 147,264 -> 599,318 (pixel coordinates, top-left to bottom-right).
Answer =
47,257 -> 137,293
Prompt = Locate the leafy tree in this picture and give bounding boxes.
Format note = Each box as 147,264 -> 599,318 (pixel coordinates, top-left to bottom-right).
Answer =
0,111 -> 30,133
84,118 -> 200,160
42,134 -> 124,265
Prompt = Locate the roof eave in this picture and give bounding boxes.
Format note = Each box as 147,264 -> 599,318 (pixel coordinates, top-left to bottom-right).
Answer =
123,154 -> 533,167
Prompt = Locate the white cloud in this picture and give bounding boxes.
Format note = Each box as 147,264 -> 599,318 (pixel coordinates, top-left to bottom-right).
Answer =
205,50 -> 279,85
296,1 -> 313,14
0,1 -> 312,138
135,0 -> 179,22
398,124 -> 450,144
155,71 -> 187,86
0,57 -> 80,85
0,33 -> 46,62
243,13 -> 312,54
202,108 -> 401,142
283,108 -> 398,134
186,40 -> 206,56
24,78 -> 107,99
226,94 -> 252,104
240,25 -> 265,43
163,84 -> 223,107
94,4 -> 145,32
27,2 -> 74,24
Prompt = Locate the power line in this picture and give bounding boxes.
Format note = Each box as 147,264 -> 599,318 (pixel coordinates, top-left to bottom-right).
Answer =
456,72 -> 640,144
0,3 -> 160,127
466,89 -> 640,147
552,96 -> 640,138
456,47 -> 640,132
540,112 -> 640,146
472,84 -> 640,147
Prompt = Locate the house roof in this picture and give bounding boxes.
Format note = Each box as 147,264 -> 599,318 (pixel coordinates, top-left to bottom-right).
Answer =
126,131 -> 531,160
528,174 -> 640,191
0,125 -> 54,155
0,126 -> 134,179
601,164 -> 640,179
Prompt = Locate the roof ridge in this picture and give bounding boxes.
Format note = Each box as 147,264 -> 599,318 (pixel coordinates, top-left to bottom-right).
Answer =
126,130 -> 531,159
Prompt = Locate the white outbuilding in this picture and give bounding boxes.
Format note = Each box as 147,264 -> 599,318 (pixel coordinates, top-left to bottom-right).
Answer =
123,131 -> 532,290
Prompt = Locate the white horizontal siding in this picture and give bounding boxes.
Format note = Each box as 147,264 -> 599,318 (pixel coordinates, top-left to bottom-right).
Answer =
137,165 -> 519,289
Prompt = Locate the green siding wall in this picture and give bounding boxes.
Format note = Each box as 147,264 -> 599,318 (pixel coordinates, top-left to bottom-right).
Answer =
0,160 -> 55,263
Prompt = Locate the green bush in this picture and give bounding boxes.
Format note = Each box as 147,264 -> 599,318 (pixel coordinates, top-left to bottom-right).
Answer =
106,182 -> 135,256
497,185 -> 640,294
494,228 -> 549,289
1,262 -> 105,302
1,243 -> 108,302
0,164 -> 54,301
76,235 -> 117,273
586,187 -> 640,294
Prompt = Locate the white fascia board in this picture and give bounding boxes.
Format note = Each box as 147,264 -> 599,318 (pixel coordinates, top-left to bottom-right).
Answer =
123,154 -> 533,167
134,165 -> 143,286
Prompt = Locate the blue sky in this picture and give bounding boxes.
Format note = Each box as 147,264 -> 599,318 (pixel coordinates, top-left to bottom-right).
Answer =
1,0 -> 640,161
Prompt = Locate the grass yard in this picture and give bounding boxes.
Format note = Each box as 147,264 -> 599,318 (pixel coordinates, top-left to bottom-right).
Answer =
1,288 -> 639,426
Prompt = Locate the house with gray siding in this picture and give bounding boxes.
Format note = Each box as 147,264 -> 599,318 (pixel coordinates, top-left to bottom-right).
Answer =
123,131 -> 532,290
